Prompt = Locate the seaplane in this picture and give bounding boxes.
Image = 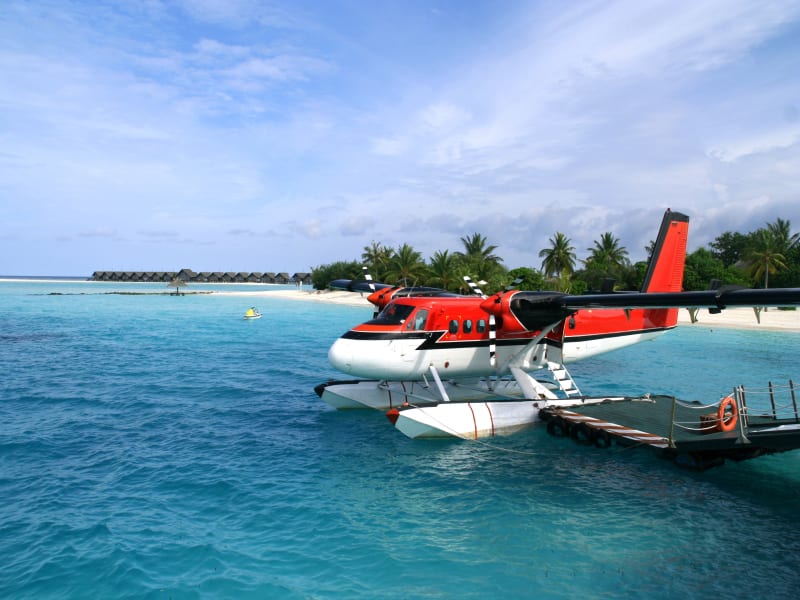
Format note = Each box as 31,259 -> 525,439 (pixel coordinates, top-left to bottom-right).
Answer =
314,210 -> 800,439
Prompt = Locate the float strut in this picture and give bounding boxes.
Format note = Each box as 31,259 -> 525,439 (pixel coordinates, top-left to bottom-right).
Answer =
428,365 -> 451,402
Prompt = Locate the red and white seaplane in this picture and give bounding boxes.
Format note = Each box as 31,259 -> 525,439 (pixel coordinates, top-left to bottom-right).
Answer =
315,210 -> 800,439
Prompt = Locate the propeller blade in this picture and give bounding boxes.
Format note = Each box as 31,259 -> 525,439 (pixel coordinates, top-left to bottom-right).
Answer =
488,314 -> 497,368
504,275 -> 524,292
463,275 -> 487,298
362,266 -> 376,293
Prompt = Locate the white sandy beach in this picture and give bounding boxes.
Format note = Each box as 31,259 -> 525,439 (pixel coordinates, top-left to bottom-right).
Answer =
233,288 -> 800,332
268,288 -> 375,307
215,288 -> 374,307
675,305 -> 800,331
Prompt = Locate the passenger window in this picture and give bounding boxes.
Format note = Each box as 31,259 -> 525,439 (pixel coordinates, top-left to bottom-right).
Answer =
463,319 -> 473,334
449,320 -> 459,334
477,319 -> 486,333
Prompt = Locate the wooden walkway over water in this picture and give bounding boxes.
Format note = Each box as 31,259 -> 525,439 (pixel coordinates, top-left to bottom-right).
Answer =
540,382 -> 800,469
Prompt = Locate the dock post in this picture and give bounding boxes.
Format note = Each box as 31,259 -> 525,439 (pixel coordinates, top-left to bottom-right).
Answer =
791,380 -> 798,423
740,386 -> 749,427
769,381 -> 777,420
735,387 -> 750,443
668,396 -> 677,448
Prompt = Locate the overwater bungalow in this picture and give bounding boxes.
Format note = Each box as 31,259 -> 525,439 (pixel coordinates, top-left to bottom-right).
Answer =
292,272 -> 312,285
89,268 -> 304,284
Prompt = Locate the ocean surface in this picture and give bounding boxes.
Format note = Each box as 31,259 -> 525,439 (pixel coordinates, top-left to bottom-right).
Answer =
2,279 -> 800,599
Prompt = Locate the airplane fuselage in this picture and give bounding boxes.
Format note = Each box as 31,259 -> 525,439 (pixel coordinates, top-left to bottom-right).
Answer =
328,295 -> 678,380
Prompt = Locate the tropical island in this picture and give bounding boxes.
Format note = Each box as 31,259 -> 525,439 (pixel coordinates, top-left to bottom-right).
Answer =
309,217 -> 800,294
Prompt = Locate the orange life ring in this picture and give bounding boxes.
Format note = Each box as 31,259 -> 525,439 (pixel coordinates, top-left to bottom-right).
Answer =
717,396 -> 738,432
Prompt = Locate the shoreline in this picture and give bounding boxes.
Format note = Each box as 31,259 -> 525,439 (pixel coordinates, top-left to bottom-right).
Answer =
5,278 -> 798,332
237,288 -> 376,306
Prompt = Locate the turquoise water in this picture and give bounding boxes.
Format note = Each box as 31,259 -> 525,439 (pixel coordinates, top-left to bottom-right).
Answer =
2,280 -> 800,599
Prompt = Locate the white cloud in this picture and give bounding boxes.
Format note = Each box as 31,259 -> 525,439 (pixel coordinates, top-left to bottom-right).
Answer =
419,102 -> 471,130
3,0 -> 800,275
339,215 -> 378,236
707,127 -> 800,163
287,219 -> 323,239
178,0 -> 293,28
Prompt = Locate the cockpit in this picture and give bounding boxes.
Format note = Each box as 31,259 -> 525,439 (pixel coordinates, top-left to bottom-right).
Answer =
367,303 -> 429,330
367,302 -> 415,325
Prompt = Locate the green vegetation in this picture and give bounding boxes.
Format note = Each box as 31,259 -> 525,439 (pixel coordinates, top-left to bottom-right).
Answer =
311,218 -> 800,293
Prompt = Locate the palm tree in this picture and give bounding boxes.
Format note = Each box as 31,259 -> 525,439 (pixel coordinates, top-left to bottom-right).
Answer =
361,241 -> 391,281
385,243 -> 426,287
457,233 -> 501,263
456,232 -> 503,281
747,229 -> 787,288
428,250 -> 458,291
766,218 -> 800,254
539,232 -> 576,277
644,240 -> 656,261
585,232 -> 629,271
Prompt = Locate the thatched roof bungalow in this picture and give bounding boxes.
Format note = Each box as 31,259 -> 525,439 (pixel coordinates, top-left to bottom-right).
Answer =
90,268 -> 302,283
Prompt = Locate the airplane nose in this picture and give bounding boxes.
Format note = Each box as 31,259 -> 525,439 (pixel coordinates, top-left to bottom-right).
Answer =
328,337 -> 354,374
327,333 -> 411,378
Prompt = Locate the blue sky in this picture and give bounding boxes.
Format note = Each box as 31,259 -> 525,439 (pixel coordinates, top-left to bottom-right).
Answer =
2,0 -> 800,276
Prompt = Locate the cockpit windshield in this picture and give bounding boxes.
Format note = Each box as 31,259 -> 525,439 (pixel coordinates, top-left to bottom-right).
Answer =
367,302 -> 416,325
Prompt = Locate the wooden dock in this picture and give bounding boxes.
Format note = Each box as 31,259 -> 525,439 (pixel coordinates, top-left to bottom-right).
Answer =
540,382 -> 800,469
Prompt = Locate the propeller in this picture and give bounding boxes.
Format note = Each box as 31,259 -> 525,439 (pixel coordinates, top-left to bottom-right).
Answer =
504,275 -> 524,291
331,268 -> 459,316
463,275 -> 487,298
465,275 -> 525,368
361,266 -> 376,293
464,276 -> 497,368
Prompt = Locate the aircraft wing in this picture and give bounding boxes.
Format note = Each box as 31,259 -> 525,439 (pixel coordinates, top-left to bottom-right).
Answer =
329,279 -> 460,298
328,279 -> 395,292
505,288 -> 800,331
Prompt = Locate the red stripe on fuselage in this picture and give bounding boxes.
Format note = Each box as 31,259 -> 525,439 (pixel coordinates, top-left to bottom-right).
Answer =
556,307 -> 678,341
347,297 -> 678,347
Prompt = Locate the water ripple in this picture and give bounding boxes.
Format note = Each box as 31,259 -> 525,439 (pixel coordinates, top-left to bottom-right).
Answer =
3,283 -> 800,598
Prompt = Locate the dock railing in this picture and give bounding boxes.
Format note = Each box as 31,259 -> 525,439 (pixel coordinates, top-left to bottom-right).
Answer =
668,380 -> 799,445
668,397 -> 732,443
736,380 -> 799,425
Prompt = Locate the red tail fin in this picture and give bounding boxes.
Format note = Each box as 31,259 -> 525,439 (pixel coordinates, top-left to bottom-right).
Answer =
640,210 -> 689,293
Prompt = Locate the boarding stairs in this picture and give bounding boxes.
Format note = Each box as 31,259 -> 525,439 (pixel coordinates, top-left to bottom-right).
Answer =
547,361 -> 582,398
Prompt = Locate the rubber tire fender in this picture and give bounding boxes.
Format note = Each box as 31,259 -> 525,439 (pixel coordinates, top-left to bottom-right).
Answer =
546,416 -> 568,437
592,428 -> 612,449
570,422 -> 593,445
